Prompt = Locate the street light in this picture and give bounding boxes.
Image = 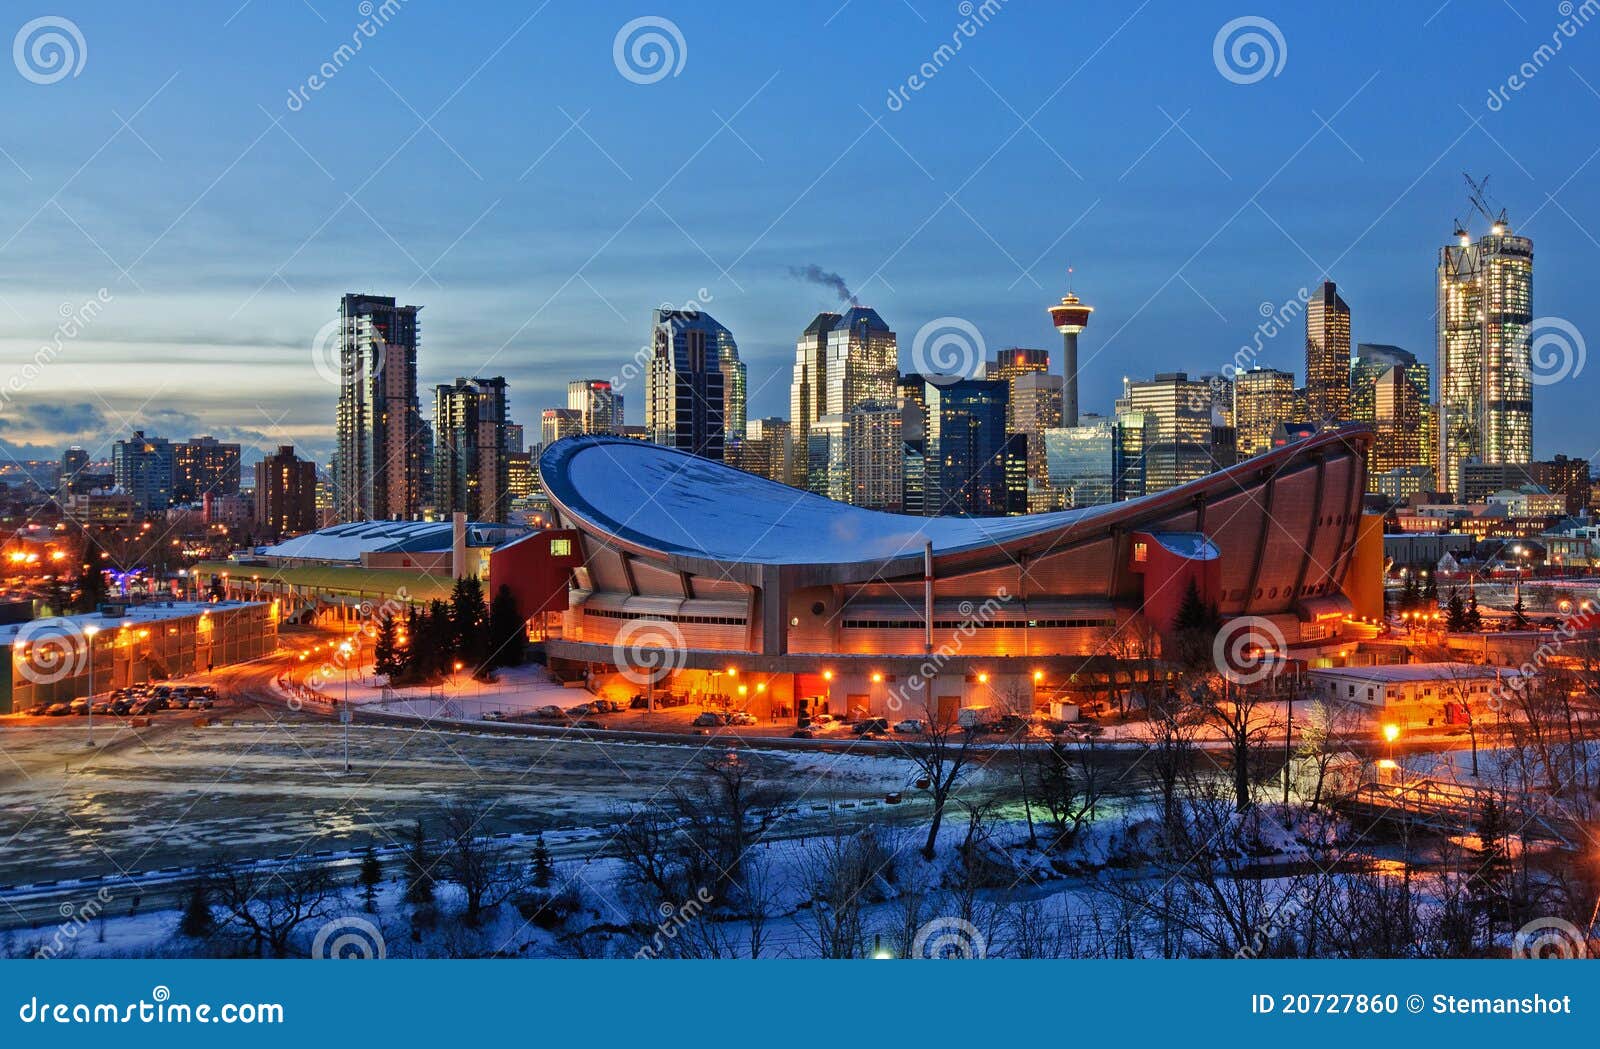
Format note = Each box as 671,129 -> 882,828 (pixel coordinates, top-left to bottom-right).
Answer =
339,640 -> 354,772
82,624 -> 99,747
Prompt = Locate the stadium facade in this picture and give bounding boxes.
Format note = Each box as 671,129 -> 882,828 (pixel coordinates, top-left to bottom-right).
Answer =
534,430 -> 1383,721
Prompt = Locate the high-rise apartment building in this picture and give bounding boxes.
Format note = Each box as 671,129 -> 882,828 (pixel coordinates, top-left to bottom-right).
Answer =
541,407 -> 583,447
1305,281 -> 1351,421
434,376 -> 511,523
647,308 -> 729,461
254,445 -> 318,539
171,436 -> 241,503
1438,218 -> 1533,494
333,293 -> 425,521
112,431 -> 174,513
1233,367 -> 1296,457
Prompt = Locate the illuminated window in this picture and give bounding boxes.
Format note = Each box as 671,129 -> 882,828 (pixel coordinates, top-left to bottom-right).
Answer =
1133,541 -> 1148,563
550,538 -> 572,557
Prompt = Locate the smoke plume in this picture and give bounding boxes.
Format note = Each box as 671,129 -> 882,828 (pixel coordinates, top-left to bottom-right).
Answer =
788,264 -> 859,307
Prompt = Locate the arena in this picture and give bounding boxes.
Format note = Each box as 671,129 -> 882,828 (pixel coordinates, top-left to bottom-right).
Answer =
531,430 -> 1384,722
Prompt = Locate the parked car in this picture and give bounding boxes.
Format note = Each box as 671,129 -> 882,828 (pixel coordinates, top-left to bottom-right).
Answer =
23,703 -> 48,716
727,711 -> 757,726
692,711 -> 724,728
90,700 -> 114,716
481,711 -> 505,722
892,719 -> 924,734
535,705 -> 563,717
45,703 -> 71,717
567,703 -> 594,717
572,718 -> 603,730
790,728 -> 815,739
68,697 -> 91,715
853,717 -> 889,735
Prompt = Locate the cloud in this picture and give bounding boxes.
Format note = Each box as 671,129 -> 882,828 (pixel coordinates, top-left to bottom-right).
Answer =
0,401 -> 108,436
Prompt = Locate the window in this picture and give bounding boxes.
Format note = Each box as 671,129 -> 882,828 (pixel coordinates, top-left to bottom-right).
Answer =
1133,541 -> 1148,563
550,538 -> 572,557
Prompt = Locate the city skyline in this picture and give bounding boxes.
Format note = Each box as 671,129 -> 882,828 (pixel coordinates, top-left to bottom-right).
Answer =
0,2 -> 1595,468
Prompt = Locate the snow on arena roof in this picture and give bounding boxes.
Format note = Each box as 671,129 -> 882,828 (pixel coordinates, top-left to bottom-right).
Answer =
539,436 -> 1133,566
254,519 -> 527,563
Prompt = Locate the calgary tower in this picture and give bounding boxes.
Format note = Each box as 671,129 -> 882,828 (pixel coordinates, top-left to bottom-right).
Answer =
1047,274 -> 1093,428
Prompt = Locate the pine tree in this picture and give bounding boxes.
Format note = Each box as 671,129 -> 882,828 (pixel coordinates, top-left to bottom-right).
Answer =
178,883 -> 213,939
487,584 -> 525,669
1401,571 -> 1420,614
358,845 -> 383,913
1511,593 -> 1529,630
373,615 -> 399,678
1172,577 -> 1219,668
403,819 -> 434,906
75,563 -> 109,612
1445,587 -> 1467,632
531,832 -> 553,888
1465,589 -> 1482,632
450,576 -> 488,671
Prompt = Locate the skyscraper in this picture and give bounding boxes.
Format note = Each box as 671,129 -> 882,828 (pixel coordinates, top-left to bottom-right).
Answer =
541,407 -> 583,446
1043,415 -> 1123,508
1304,281 -> 1351,421
846,400 -> 906,511
254,445 -> 317,539
1438,217 -> 1533,494
788,312 -> 839,488
333,293 -> 425,522
1010,370 -> 1064,486
1352,344 -> 1434,490
825,307 -> 897,417
1116,373 -> 1213,493
1233,367 -> 1296,457
1369,365 -> 1422,482
924,378 -> 1014,516
434,376 -> 511,523
647,308 -> 729,461
567,379 -> 624,434
719,336 -> 747,446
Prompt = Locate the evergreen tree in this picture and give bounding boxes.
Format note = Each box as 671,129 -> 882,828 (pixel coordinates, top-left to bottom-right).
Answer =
178,883 -> 213,939
1423,568 -> 1438,603
487,584 -> 525,669
531,832 -> 553,889
358,845 -> 383,913
1465,589 -> 1482,632
450,575 -> 488,671
75,563 -> 108,612
1511,593 -> 1529,630
1401,571 -> 1420,614
403,818 -> 435,907
373,615 -> 400,678
1172,577 -> 1221,668
423,600 -> 454,678
1445,587 -> 1467,632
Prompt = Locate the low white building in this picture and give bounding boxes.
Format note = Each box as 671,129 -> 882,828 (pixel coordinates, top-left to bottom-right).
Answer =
1306,662 -> 1521,729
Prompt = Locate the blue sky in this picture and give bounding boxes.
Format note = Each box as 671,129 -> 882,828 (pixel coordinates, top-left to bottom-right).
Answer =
1,0 -> 1597,468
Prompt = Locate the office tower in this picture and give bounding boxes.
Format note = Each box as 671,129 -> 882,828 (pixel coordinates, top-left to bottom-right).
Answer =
720,337 -> 747,445
504,423 -> 524,454
172,436 -> 242,504
1529,455 -> 1591,516
789,312 -> 840,487
844,401 -> 906,511
1304,281 -> 1351,421
333,293 -> 425,522
647,308 -> 729,461
541,407 -> 583,446
112,431 -> 175,513
924,378 -> 1013,516
434,376 -> 511,523
1209,424 -> 1238,470
1352,342 -> 1435,486
733,417 -> 792,485
1233,367 -> 1296,457
567,379 -> 624,434
507,452 -> 535,498
1115,410 -> 1157,500
1011,370 -> 1063,485
1116,373 -> 1213,493
825,307 -> 897,417
1047,287 -> 1093,427
988,347 -> 1051,431
1438,217 -> 1533,494
1369,365 -> 1422,481
254,445 -> 317,539
1044,416 -> 1123,508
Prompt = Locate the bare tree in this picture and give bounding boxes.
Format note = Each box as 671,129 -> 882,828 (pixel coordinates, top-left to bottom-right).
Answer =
438,801 -> 528,926
902,698 -> 981,860
205,858 -> 340,957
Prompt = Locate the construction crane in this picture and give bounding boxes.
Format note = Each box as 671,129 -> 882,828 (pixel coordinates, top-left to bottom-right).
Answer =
1463,172 -> 1509,232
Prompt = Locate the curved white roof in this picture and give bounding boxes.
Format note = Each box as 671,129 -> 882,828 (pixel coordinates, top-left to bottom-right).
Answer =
539,436 -> 1126,566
